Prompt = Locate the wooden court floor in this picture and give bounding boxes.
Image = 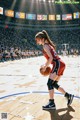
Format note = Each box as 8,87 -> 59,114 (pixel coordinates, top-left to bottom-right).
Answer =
0,93 -> 80,120
0,56 -> 80,120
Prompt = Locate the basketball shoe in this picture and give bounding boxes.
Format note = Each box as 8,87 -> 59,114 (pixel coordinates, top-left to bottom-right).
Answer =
42,99 -> 56,110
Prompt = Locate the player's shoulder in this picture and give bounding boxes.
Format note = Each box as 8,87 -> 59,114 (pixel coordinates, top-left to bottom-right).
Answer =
43,43 -> 50,49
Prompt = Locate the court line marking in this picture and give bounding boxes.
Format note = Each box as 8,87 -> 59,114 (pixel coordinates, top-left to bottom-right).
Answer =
0,91 -> 80,100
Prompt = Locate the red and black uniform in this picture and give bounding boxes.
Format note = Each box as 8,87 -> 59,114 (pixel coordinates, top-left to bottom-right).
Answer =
43,44 -> 66,76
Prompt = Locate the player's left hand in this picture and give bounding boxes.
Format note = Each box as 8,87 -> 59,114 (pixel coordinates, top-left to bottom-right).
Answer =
41,66 -> 46,72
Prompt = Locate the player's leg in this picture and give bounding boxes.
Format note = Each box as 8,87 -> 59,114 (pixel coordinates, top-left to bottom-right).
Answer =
53,76 -> 74,106
42,89 -> 56,110
42,73 -> 57,110
50,60 -> 74,106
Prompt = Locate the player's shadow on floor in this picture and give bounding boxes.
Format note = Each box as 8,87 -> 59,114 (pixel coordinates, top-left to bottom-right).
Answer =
43,106 -> 75,120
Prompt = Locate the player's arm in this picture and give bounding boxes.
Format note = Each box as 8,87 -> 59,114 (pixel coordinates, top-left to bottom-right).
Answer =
43,44 -> 53,69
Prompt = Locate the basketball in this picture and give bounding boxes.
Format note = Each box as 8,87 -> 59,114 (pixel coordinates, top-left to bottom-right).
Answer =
40,66 -> 51,76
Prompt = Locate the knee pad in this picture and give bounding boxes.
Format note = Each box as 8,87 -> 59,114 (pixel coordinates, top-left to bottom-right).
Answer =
47,78 -> 54,90
53,81 -> 59,90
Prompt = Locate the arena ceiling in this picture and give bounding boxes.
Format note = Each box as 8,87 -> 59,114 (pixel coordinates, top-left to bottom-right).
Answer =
0,0 -> 80,14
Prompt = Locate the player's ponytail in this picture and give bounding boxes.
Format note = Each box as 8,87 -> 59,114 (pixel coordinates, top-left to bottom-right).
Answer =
42,30 -> 56,49
35,30 -> 56,49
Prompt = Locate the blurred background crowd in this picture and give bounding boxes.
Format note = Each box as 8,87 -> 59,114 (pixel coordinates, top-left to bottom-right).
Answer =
0,0 -> 80,62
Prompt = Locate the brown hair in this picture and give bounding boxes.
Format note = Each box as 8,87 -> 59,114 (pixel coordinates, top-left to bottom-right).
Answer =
35,30 -> 56,49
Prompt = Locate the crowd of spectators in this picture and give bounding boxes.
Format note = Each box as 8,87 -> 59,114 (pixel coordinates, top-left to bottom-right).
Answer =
0,0 -> 80,63
0,25 -> 80,62
0,47 -> 42,62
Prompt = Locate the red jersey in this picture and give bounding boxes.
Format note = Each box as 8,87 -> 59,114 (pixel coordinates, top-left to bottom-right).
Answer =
42,44 -> 60,63
42,44 -> 66,76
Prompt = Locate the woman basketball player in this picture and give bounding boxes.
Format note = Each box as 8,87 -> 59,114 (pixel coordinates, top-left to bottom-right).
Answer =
35,30 -> 74,110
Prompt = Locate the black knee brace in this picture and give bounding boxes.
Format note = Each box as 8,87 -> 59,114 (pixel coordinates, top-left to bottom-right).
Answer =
47,78 -> 54,90
53,81 -> 59,90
